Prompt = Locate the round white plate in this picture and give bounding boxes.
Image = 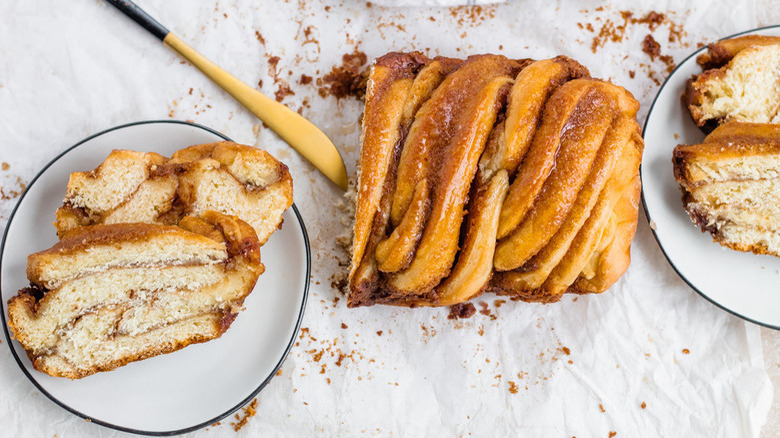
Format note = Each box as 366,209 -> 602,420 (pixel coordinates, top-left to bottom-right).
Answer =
0,120 -> 310,435
642,25 -> 780,329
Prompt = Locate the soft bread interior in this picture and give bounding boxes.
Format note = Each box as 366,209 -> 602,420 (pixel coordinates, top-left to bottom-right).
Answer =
695,45 -> 780,124
28,225 -> 227,290
8,213 -> 263,379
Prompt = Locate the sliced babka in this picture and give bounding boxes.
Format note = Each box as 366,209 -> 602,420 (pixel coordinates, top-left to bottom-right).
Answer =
8,212 -> 264,379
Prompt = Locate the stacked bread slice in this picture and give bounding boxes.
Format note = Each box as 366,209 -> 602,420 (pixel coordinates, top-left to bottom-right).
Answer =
8,141 -> 292,378
8,212 -> 264,379
674,122 -> 780,257
349,52 -> 644,307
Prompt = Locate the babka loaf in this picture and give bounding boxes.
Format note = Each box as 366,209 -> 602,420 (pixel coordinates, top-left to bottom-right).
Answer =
673,121 -> 780,257
348,52 -> 643,307
685,42 -> 780,130
7,212 -> 264,379
55,141 -> 293,245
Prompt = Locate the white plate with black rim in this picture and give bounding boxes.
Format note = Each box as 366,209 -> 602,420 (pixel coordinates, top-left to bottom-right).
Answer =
0,120 -> 310,435
642,25 -> 780,330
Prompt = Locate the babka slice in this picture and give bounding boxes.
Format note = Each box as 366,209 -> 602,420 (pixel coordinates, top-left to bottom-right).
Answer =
54,150 -> 178,235
673,121 -> 780,257
54,141 -> 293,245
171,142 -> 293,245
7,212 -> 264,379
685,43 -> 780,129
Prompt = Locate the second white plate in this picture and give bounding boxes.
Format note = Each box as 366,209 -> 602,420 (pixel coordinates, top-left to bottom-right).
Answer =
641,26 -> 780,329
0,120 -> 310,435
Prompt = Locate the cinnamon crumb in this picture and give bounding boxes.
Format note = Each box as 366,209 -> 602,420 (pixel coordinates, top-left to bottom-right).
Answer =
376,330 -> 383,336
561,347 -> 571,355
1,162 -> 9,171
299,74 -> 313,85
628,70 -> 635,78
231,398 -> 258,431
448,302 -> 476,319
449,5 -> 496,26
317,50 -> 368,100
599,404 -> 605,413
641,402 -> 647,409
478,302 -> 497,320
508,381 -> 518,394
274,83 -> 295,102
341,323 -> 348,329
682,348 -> 690,354
609,432 -> 617,438
255,31 -> 266,45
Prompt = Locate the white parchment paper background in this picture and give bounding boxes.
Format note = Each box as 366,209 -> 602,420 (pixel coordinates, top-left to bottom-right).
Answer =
0,0 -> 776,436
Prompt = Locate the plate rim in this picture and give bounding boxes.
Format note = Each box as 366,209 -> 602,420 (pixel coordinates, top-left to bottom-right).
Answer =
0,119 -> 312,435
640,24 -> 780,331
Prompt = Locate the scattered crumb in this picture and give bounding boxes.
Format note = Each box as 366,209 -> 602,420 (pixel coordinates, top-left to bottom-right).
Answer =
508,381 -> 518,394
682,348 -> 690,354
561,347 -> 571,355
609,432 -> 617,438
266,55 -> 295,102
300,74 -> 313,85
477,301 -> 497,320
376,330 -> 383,336
1,162 -> 9,170
628,70 -> 635,78
642,34 -> 676,73
599,404 -> 605,413
448,302 -> 476,319
449,5 -> 496,26
341,323 -> 348,329
641,402 -> 647,409
255,30 -> 266,45
317,50 -> 368,100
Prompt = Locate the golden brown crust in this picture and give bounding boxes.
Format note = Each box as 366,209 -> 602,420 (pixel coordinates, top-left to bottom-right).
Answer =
697,35 -> 780,69
673,121 -> 780,189
385,56 -> 519,296
348,53 -> 643,307
494,80 -> 618,271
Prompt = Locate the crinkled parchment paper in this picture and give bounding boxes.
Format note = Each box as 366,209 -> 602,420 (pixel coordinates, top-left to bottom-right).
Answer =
0,0 -> 775,436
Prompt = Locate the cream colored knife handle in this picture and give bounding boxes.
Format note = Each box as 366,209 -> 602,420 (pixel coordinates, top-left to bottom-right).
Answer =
164,33 -> 348,190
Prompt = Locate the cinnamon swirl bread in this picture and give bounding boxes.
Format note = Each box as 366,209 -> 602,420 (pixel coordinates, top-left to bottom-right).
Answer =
7,212 -> 263,379
55,141 -> 293,245
673,121 -> 780,257
348,52 -> 643,307
685,41 -> 780,129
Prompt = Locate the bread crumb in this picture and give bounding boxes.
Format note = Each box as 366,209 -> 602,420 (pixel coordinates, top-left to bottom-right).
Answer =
231,398 -> 258,431
448,303 -> 476,319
